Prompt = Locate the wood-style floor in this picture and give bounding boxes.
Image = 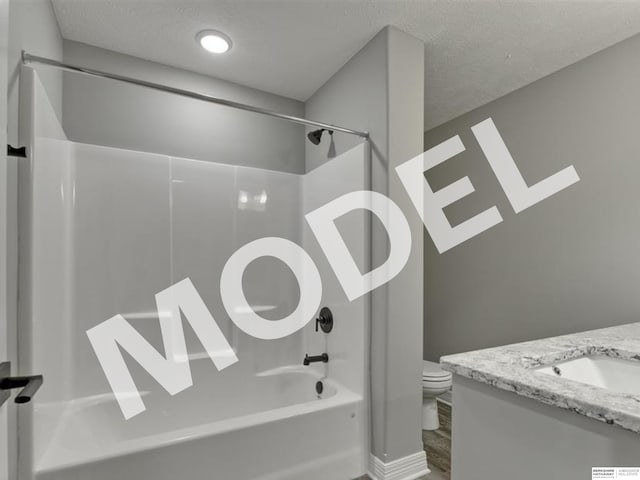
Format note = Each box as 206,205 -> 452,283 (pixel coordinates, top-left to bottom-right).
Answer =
355,400 -> 452,480
421,401 -> 451,479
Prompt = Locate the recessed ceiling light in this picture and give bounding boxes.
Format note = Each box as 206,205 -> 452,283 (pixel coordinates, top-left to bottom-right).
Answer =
197,30 -> 232,54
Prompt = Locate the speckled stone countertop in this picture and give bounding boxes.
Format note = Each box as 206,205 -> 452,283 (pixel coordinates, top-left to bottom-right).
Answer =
440,322 -> 640,434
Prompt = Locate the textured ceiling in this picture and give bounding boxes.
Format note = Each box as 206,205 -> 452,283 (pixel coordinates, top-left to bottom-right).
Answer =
51,0 -> 640,130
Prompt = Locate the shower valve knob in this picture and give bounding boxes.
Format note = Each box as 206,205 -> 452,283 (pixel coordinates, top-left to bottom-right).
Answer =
315,307 -> 333,333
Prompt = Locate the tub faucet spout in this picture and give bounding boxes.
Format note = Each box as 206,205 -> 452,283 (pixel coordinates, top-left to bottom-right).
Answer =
303,353 -> 329,366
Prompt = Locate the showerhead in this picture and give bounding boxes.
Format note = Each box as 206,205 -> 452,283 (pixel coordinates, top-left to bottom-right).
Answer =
307,128 -> 333,145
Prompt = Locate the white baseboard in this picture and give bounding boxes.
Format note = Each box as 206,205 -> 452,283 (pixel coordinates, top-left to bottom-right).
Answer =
367,451 -> 429,480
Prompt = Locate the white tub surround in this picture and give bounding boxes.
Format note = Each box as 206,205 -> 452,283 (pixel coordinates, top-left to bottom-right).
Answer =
442,323 -> 640,480
19,69 -> 370,480
441,322 -> 640,433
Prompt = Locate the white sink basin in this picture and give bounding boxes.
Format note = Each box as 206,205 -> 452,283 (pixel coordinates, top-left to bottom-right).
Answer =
536,355 -> 640,396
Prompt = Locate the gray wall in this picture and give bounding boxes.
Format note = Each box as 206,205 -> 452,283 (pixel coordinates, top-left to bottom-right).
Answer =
7,0 -> 63,145
1,1 -> 11,477
63,41 -> 306,173
306,27 -> 425,465
4,1 -> 53,477
424,32 -> 640,361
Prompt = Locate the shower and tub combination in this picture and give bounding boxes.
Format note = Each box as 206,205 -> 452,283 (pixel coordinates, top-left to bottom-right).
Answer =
13,55 -> 372,480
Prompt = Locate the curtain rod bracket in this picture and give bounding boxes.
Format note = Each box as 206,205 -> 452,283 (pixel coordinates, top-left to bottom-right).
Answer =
7,145 -> 27,158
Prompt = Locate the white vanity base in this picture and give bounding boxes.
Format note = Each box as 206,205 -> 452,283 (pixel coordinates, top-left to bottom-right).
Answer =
452,375 -> 640,480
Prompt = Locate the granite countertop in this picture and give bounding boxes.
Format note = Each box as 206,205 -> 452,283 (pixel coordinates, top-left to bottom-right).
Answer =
440,322 -> 640,434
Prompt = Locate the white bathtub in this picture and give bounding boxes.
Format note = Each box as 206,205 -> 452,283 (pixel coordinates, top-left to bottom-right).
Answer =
31,368 -> 367,480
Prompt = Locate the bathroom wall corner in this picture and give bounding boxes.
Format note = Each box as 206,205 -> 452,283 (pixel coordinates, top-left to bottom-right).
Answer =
0,1 -> 15,478
7,0 -> 63,146
305,25 -> 425,467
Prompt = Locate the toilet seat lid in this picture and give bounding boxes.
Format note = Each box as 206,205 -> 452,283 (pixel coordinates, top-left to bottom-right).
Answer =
422,360 -> 451,379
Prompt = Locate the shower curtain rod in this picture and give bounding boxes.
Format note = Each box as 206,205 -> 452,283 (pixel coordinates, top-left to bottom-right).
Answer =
22,51 -> 370,139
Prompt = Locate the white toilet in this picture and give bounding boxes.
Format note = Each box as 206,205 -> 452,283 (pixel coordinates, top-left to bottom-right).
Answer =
422,360 -> 452,430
